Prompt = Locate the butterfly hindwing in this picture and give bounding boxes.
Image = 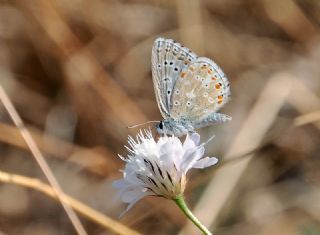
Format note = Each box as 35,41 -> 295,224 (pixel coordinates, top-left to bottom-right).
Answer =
151,38 -> 197,118
169,57 -> 231,122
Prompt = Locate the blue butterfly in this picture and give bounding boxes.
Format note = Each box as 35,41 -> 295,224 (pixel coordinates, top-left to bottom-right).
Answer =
151,38 -> 231,136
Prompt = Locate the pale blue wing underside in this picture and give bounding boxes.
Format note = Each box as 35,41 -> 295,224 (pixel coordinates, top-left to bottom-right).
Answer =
169,57 -> 231,124
151,38 -> 197,119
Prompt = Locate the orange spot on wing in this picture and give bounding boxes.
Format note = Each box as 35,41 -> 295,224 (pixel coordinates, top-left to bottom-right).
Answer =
218,95 -> 223,100
180,72 -> 186,78
208,69 -> 212,74
189,67 -> 194,72
218,100 -> 223,104
211,76 -> 216,81
215,83 -> 221,90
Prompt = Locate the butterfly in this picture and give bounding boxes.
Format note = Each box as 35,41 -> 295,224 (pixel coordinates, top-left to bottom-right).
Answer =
151,38 -> 231,137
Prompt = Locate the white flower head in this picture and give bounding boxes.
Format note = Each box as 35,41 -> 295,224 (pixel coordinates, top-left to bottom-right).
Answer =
112,129 -> 218,216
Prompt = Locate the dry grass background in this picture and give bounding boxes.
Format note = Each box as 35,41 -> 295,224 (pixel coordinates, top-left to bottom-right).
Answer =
0,0 -> 320,234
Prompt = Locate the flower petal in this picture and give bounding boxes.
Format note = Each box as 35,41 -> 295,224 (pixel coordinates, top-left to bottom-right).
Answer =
119,191 -> 152,218
190,132 -> 201,145
183,133 -> 200,150
193,157 -> 218,169
158,137 -> 183,172
121,188 -> 147,203
182,134 -> 195,150
180,147 -> 205,173
112,179 -> 128,189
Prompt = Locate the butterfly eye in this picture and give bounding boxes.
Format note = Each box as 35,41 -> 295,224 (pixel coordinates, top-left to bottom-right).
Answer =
159,121 -> 164,129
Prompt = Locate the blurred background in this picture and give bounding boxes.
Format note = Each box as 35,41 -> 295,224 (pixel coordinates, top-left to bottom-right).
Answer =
0,0 -> 320,234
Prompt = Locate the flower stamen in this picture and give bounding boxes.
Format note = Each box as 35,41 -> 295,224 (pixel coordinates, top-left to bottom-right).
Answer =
166,171 -> 173,185
155,163 -> 164,179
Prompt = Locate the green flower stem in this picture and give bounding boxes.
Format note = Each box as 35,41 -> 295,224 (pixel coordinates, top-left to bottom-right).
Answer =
174,195 -> 212,235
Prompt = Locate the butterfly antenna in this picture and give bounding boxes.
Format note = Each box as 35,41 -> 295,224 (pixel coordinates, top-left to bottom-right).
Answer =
127,121 -> 160,129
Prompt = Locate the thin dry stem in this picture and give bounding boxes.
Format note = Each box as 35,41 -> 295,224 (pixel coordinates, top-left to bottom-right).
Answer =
261,0 -> 317,43
176,0 -> 205,54
0,121 -> 116,176
289,79 -> 320,131
0,170 -> 141,235
294,110 -> 320,126
0,85 -> 87,235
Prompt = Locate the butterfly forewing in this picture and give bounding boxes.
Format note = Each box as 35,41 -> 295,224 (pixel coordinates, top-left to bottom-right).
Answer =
151,38 -> 198,118
169,57 -> 231,120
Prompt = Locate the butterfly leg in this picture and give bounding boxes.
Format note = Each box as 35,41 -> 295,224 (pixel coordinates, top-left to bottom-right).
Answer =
192,112 -> 232,129
209,113 -> 232,123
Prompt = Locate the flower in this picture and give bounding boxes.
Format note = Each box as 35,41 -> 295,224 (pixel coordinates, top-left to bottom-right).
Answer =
112,129 -> 218,216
